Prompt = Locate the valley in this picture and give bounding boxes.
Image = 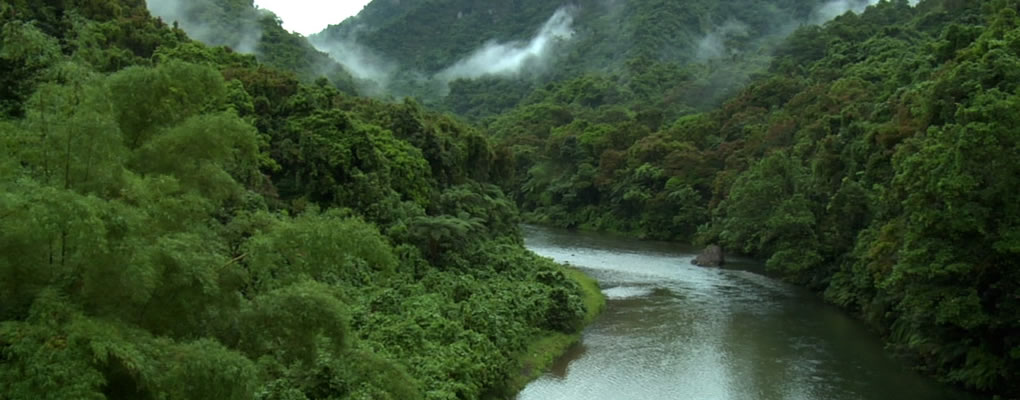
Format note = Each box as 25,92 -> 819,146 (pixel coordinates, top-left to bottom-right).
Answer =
1,0 -> 1017,398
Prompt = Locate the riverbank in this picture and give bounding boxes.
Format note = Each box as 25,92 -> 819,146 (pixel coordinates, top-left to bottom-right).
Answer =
506,264 -> 606,393
515,225 -> 978,400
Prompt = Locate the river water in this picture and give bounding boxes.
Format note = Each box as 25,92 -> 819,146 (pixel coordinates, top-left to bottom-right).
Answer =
517,226 -> 974,400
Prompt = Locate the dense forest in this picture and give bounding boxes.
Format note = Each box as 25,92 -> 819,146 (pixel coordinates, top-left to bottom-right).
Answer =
2,0 -> 1019,398
0,1 -> 603,399
144,0 -> 359,93
483,0 -> 1017,396
318,0 -> 831,116
326,0 -> 1018,396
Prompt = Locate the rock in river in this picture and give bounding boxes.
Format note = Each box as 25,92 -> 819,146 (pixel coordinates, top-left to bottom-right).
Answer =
692,245 -> 724,267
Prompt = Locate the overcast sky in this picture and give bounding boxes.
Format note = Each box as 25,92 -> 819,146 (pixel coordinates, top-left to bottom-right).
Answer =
254,0 -> 373,35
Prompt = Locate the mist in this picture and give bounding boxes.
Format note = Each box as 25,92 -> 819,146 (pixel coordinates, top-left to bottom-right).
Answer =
307,6 -> 580,97
145,0 -> 264,54
812,0 -> 920,24
685,0 -> 922,108
308,35 -> 397,94
695,19 -> 751,61
695,0 -> 923,62
437,7 -> 577,82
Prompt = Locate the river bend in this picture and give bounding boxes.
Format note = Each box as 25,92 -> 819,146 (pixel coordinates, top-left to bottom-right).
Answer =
518,226 -> 972,400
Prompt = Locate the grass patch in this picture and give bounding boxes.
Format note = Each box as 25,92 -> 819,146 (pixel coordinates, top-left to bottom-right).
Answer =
560,265 -> 605,325
506,264 -> 606,393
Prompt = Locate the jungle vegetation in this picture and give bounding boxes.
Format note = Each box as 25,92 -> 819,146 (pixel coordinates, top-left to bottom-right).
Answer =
332,0 -> 1020,395
2,0 -> 1019,398
475,1 -> 1020,396
0,1 -> 600,399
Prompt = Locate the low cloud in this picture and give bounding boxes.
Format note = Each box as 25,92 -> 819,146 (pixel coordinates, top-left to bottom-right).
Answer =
308,35 -> 398,94
695,19 -> 751,61
436,6 -> 577,82
812,0 -> 920,24
692,0 -> 924,62
146,0 -> 263,54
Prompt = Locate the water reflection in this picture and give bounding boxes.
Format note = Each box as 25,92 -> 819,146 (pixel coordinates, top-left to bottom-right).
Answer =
517,226 -> 973,400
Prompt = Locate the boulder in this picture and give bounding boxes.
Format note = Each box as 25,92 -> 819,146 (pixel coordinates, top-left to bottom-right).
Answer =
692,245 -> 724,267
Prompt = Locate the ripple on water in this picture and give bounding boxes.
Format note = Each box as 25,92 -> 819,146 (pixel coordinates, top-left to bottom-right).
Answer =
519,226 -> 975,400
601,286 -> 655,299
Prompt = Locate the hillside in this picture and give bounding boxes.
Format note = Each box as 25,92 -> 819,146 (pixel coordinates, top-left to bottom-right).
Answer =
145,0 -> 359,93
0,1 -> 601,399
323,0 -> 825,71
314,0 -> 838,116
327,0 -> 1019,396
481,0 -> 1020,396
2,0 -> 1019,398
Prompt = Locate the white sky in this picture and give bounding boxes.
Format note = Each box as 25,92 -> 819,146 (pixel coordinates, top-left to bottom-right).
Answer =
254,0 -> 373,36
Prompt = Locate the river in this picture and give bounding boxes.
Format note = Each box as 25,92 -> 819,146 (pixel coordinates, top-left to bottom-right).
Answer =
517,225 -> 975,400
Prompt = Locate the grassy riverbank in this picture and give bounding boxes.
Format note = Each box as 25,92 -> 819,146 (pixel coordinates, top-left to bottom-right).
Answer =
507,265 -> 606,393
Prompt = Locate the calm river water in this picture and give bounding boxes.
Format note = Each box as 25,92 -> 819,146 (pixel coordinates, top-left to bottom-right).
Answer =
518,226 -> 975,400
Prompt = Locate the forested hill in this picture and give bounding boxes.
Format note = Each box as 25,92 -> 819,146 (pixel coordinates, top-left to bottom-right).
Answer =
480,0 -> 1020,396
323,0 -> 822,74
3,0 -> 1020,398
324,0 -> 1015,396
0,1 -> 602,399
315,0 -> 837,116
144,0 -> 360,93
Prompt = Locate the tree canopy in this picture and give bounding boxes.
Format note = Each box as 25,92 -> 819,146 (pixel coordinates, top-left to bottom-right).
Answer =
3,0 -> 1019,398
0,2 -> 596,399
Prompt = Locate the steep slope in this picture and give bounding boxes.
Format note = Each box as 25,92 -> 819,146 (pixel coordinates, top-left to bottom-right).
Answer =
314,0 -> 833,115
323,0 -> 826,73
145,0 -> 359,93
484,0 -> 1020,395
0,1 -> 600,399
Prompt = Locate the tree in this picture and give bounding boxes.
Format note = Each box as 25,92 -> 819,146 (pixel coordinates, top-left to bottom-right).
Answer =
0,21 -> 61,117
243,210 -> 397,292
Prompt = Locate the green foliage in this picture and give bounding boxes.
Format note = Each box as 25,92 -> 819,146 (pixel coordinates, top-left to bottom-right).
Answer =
0,5 -> 599,400
0,291 -> 259,400
146,0 -> 358,92
254,14 -> 359,94
244,211 -> 397,291
0,21 -> 62,117
14,0 -> 1020,397
700,2 -> 1020,394
470,0 -> 1020,396
717,151 -> 817,260
108,61 -> 231,147
0,292 -> 107,400
322,0 -> 822,113
240,280 -> 349,364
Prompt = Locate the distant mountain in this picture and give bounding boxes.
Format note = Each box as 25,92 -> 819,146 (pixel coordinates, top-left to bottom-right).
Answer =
146,0 -> 358,93
312,0 -> 836,115
318,0 -> 565,74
